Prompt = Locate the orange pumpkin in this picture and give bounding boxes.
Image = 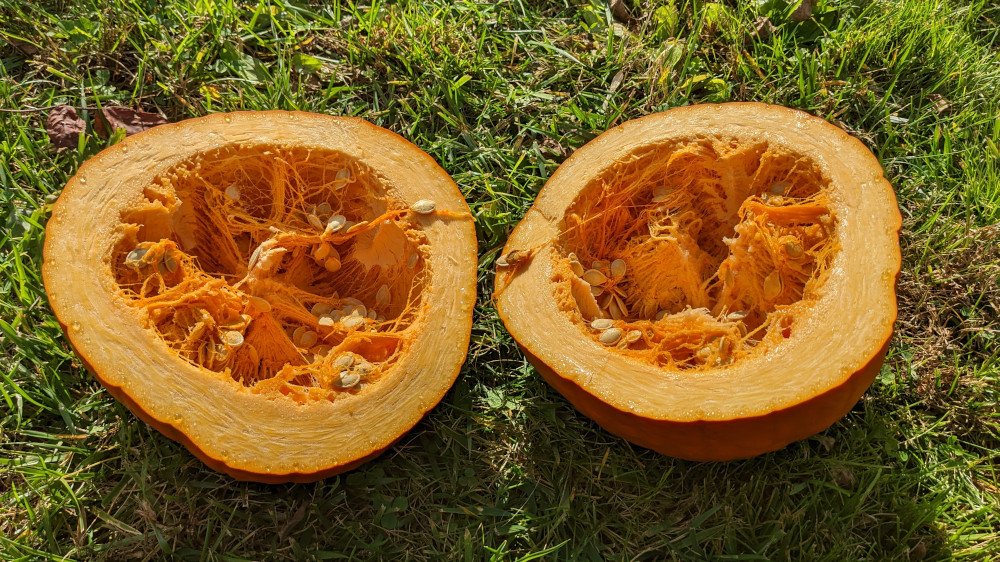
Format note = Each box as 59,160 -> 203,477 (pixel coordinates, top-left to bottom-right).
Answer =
43,111 -> 477,482
495,103 -> 901,460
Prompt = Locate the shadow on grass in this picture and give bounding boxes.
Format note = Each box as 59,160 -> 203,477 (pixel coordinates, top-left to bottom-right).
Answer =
86,352 -> 952,561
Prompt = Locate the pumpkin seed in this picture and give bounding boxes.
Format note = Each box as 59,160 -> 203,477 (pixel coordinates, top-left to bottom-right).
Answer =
311,302 -> 333,316
726,310 -> 747,321
312,345 -> 332,356
610,259 -> 626,279
407,252 -> 419,268
591,318 -> 614,330
763,271 -> 782,301
225,184 -> 240,201
249,296 -> 272,313
335,168 -> 351,184
367,309 -> 377,320
625,330 -> 641,344
570,258 -> 585,277
411,199 -> 436,214
334,355 -> 354,369
224,330 -> 244,347
784,242 -> 803,258
324,256 -> 342,273
613,293 -> 628,316
335,372 -> 361,388
590,285 -> 604,297
608,299 -> 623,320
655,310 -> 668,321
307,213 -> 324,229
318,315 -> 335,327
770,181 -> 789,195
376,284 -> 390,308
313,242 -> 332,262
124,247 -> 149,269
291,326 -> 307,345
298,330 -> 318,348
325,214 -> 347,233
354,361 -> 374,375
600,327 -> 623,345
342,315 -> 366,329
592,260 -> 607,271
163,250 -> 179,273
582,269 -> 608,286
316,202 -> 332,217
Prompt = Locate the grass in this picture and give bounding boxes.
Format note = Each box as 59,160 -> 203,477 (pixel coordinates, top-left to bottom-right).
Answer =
1,0 -> 999,559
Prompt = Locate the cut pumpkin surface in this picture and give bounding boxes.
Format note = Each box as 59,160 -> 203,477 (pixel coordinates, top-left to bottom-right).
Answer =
495,103 -> 901,461
43,112 -> 477,483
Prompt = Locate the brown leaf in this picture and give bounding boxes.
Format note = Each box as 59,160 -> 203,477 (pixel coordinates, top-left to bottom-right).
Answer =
928,94 -> 951,114
610,0 -> 633,23
750,16 -> 776,40
45,105 -> 86,150
94,106 -> 168,139
790,0 -> 815,22
3,34 -> 41,56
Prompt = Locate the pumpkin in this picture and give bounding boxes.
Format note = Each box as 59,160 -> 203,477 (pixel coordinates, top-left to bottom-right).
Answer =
43,111 -> 477,482
494,103 -> 901,461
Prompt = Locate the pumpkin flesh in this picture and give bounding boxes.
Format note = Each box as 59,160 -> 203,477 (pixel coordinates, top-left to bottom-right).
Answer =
495,103 -> 900,461
44,112 -> 477,482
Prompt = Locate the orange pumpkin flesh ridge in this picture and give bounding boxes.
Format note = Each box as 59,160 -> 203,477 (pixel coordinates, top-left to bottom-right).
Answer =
43,111 -> 477,483
495,103 -> 901,461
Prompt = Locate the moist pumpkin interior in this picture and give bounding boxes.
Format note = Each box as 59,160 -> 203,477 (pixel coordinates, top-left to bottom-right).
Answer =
110,144 -> 430,404
554,137 -> 839,370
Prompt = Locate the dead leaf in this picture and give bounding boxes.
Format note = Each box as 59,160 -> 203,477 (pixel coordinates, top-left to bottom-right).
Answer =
45,105 -> 86,150
928,94 -> 951,114
749,16 -> 776,41
94,106 -> 168,139
790,0 -> 815,22
610,0 -> 633,24
609,70 -> 624,92
2,33 -> 41,56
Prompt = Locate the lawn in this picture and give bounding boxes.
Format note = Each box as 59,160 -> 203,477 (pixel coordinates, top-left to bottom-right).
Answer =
1,0 -> 999,559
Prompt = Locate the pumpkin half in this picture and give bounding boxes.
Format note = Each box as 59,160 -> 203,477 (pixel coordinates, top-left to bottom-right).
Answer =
43,111 -> 477,482
495,103 -> 901,461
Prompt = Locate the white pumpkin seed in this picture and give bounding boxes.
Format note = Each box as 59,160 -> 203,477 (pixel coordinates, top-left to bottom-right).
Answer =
318,315 -> 336,327
225,184 -> 240,201
411,199 -> 436,214
613,294 -> 628,316
324,256 -> 342,273
342,315 -> 366,329
726,310 -> 747,321
316,202 -> 332,217
590,285 -> 604,297
407,252 -> 419,268
582,269 -> 608,286
124,247 -> 149,269
307,213 -> 324,229
325,214 -> 347,233
625,330 -> 641,344
591,318 -> 614,330
570,260 -> 585,277
224,330 -> 244,347
608,299 -> 623,320
600,327 -> 623,345
335,372 -> 361,388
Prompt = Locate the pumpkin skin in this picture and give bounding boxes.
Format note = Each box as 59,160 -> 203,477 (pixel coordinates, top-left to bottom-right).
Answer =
495,103 -> 901,461
43,111 -> 477,483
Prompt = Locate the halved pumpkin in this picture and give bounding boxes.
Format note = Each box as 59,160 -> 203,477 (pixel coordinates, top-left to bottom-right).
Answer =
43,111 -> 477,482
495,103 -> 901,461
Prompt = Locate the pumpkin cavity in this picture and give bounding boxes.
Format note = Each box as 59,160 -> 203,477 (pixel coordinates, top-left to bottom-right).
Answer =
555,137 -> 839,369
111,144 -> 430,403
